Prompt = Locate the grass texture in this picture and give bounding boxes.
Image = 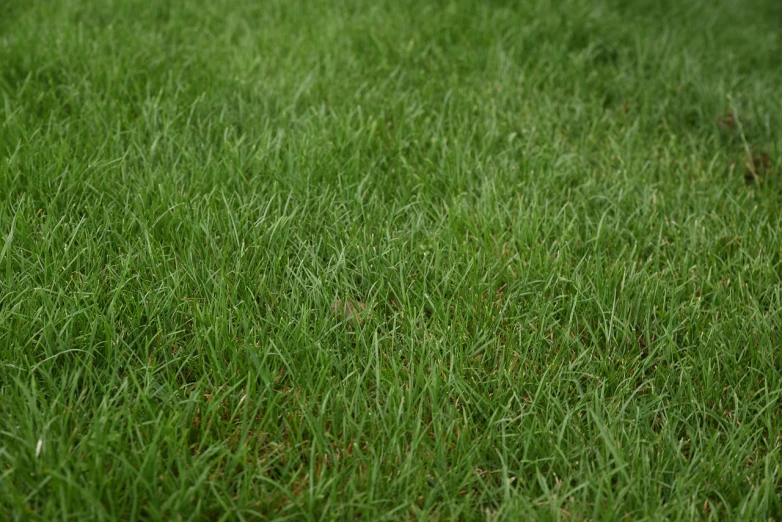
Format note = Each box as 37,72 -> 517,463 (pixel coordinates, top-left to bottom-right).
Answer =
1,0 -> 781,519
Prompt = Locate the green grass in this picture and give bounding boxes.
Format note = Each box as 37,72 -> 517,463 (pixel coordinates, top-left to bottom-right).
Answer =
1,0 -> 781,519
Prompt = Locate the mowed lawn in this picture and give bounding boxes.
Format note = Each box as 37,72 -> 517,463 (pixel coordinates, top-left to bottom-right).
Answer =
1,0 -> 781,519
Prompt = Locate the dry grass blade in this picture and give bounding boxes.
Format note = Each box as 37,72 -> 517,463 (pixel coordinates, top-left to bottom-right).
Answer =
717,111 -> 738,131
331,299 -> 369,324
744,151 -> 773,183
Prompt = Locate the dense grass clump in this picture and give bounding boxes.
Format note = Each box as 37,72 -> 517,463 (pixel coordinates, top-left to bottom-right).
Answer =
1,0 -> 781,519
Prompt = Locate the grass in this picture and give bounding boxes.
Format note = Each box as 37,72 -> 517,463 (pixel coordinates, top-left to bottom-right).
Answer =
1,0 -> 781,519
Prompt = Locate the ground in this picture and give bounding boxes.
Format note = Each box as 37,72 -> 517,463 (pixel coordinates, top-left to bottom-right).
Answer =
1,0 -> 781,519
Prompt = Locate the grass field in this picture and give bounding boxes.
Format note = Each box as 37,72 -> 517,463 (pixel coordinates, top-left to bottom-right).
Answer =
1,0 -> 781,519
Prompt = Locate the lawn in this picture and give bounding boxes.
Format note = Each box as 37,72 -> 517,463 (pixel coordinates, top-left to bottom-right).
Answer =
1,0 -> 781,519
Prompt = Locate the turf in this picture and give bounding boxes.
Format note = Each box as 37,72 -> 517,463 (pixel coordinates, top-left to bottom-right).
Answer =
1,0 -> 781,519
